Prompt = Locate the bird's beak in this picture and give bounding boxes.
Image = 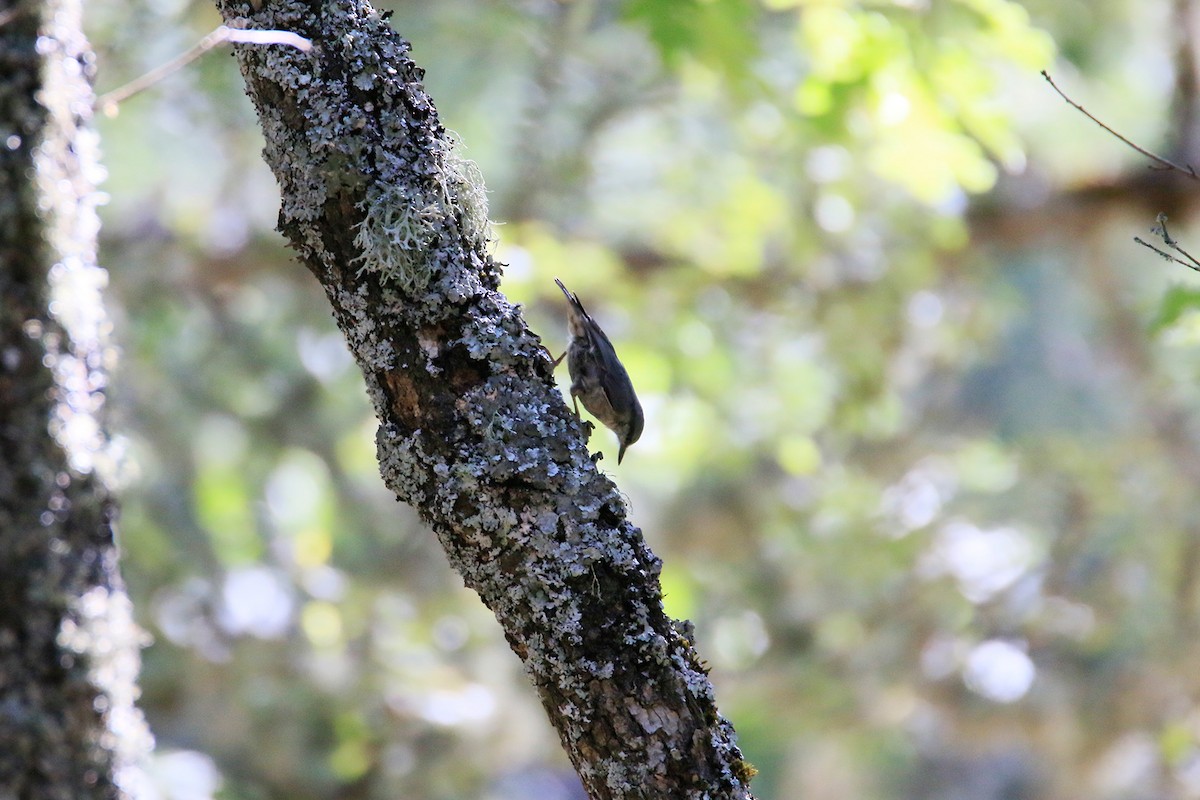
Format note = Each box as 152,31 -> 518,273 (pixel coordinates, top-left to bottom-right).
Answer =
618,442 -> 628,464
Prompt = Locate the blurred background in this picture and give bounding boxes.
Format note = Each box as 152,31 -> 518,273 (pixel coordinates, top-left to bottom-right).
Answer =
83,0 -> 1200,798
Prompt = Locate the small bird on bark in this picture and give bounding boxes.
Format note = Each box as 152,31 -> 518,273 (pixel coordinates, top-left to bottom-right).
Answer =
552,278 -> 643,464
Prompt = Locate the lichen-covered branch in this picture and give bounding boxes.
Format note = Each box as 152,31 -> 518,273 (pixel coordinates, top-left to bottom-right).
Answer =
211,1 -> 755,796
0,0 -> 152,795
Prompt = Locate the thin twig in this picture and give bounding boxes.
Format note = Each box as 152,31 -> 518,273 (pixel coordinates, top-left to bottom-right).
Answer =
1135,214 -> 1200,272
1042,70 -> 1200,180
1154,214 -> 1200,261
95,25 -> 312,116
1134,238 -> 1200,271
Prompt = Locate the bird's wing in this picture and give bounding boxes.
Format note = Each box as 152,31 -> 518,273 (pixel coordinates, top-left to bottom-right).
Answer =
589,329 -> 630,407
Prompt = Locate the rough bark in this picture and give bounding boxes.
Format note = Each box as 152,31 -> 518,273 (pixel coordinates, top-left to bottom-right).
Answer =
211,1 -> 756,797
0,0 -> 152,795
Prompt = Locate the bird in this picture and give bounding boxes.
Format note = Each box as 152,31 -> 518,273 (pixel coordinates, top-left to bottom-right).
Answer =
552,278 -> 643,464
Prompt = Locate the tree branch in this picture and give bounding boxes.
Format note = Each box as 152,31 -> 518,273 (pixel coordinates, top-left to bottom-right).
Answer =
1041,70 -> 1200,179
1135,213 -> 1200,272
94,23 -> 311,115
0,0 -> 151,793
209,1 -> 755,797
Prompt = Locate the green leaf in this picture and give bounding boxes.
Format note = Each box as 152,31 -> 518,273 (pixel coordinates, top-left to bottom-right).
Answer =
1151,285 -> 1200,332
622,0 -> 760,86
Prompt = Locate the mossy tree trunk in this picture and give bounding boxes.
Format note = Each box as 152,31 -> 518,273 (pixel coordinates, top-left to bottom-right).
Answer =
0,0 -> 151,795
212,1 -> 756,797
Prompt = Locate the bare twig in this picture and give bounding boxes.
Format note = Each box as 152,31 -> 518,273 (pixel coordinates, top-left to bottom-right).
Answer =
1042,70 -> 1200,180
95,24 -> 312,116
1135,214 -> 1200,272
1134,238 -> 1200,271
1043,71 -> 1200,273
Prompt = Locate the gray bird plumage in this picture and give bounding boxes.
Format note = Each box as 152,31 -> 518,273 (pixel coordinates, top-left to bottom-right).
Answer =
553,278 -> 643,463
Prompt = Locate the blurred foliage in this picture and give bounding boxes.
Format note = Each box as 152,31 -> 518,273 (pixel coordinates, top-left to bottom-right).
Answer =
80,0 -> 1200,798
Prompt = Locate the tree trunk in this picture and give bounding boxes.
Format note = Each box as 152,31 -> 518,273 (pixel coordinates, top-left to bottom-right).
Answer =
211,1 -> 756,797
0,0 -> 151,795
